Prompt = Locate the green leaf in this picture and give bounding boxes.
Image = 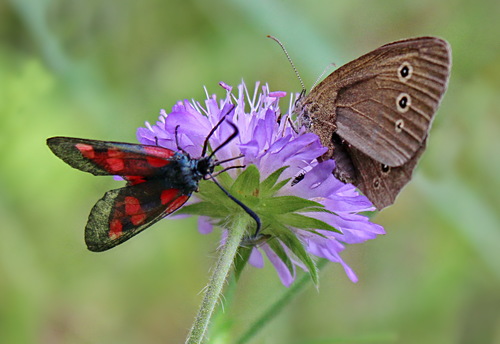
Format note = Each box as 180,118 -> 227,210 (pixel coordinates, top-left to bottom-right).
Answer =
278,213 -> 342,233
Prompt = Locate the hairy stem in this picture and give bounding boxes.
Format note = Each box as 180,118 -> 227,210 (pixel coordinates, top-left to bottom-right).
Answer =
185,217 -> 248,344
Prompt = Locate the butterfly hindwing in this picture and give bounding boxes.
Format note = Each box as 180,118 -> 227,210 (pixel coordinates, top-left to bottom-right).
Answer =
47,137 -> 176,179
85,179 -> 191,251
336,137 -> 427,210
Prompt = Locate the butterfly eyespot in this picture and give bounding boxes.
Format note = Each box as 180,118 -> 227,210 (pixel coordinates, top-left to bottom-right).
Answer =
381,164 -> 390,173
395,119 -> 405,133
373,178 -> 381,189
396,93 -> 411,113
398,62 -> 413,82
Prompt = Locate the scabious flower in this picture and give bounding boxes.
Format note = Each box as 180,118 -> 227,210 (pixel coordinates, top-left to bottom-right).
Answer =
137,81 -> 384,287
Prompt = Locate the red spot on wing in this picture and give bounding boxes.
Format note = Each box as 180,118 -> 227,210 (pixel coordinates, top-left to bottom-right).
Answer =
144,146 -> 176,159
144,147 -> 176,167
146,156 -> 171,167
108,148 -> 124,158
131,214 -> 147,225
105,149 -> 126,172
161,189 -> 179,205
161,189 -> 189,214
124,196 -> 147,225
125,196 -> 141,214
76,143 -> 95,158
166,195 -> 190,213
109,219 -> 123,239
106,158 -> 125,172
125,176 -> 147,185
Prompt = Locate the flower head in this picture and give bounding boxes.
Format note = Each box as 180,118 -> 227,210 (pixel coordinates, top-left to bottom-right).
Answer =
137,81 -> 384,287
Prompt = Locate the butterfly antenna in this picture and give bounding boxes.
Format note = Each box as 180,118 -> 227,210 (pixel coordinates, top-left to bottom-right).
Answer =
267,35 -> 306,95
201,105 -> 236,157
311,62 -> 336,90
208,172 -> 262,235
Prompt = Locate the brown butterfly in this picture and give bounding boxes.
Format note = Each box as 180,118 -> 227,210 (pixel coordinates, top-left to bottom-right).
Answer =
295,37 -> 451,210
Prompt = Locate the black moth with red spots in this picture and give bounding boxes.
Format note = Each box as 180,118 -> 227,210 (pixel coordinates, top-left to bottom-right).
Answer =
47,118 -> 260,252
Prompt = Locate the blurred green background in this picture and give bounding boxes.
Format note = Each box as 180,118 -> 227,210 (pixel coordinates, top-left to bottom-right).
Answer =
1,0 -> 499,343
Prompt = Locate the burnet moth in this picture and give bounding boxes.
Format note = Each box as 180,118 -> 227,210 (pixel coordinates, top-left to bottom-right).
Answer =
47,112 -> 260,252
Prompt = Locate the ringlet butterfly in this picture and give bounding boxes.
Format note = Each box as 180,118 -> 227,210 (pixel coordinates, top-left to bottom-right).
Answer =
295,37 -> 451,210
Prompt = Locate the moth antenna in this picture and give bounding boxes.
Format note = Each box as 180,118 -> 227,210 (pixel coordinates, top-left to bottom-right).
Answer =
310,62 -> 336,90
267,35 -> 306,95
174,126 -> 189,156
207,118 -> 238,161
209,165 -> 244,178
202,105 -> 236,158
213,154 -> 244,167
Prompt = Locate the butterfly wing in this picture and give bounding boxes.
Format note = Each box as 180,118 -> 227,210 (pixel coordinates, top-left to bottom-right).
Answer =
334,136 -> 427,210
47,137 -> 176,179
310,37 -> 450,167
85,179 -> 191,251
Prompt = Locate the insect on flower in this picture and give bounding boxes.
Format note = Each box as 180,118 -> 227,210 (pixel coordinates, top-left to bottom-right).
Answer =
47,110 -> 260,252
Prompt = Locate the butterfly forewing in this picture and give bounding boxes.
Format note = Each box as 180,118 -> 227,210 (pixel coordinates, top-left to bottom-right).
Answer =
47,137 -> 176,178
85,180 -> 190,252
331,37 -> 450,166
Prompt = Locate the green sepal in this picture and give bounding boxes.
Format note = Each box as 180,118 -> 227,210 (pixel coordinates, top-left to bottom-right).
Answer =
233,246 -> 252,281
175,161 -> 339,288
259,166 -> 289,196
271,222 -> 319,286
300,206 -> 336,214
177,200 -> 227,218
278,213 -> 342,234
267,235 -> 294,278
196,179 -> 232,205
231,164 -> 260,196
270,178 -> 291,194
261,196 -> 325,214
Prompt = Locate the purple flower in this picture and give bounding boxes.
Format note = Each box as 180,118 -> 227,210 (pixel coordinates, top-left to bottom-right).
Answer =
137,81 -> 384,287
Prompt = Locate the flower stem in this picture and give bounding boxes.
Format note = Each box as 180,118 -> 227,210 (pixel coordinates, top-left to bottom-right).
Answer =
185,217 -> 248,344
